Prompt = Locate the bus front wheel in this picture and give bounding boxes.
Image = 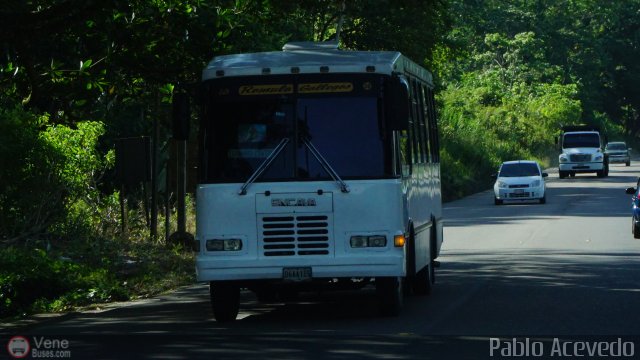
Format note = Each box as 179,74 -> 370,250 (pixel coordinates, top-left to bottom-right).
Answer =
376,277 -> 403,316
413,230 -> 436,296
412,262 -> 434,296
210,281 -> 240,322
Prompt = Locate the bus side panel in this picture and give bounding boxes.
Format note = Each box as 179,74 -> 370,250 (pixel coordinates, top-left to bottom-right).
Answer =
406,163 -> 434,273
433,163 -> 444,258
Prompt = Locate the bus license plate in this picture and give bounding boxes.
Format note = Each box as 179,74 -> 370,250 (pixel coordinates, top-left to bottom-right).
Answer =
283,267 -> 312,281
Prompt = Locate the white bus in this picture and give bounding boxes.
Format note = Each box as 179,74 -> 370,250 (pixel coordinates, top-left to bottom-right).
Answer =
175,41 -> 443,321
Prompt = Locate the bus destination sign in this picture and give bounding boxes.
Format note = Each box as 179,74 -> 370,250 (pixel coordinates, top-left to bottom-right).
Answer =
238,82 -> 354,96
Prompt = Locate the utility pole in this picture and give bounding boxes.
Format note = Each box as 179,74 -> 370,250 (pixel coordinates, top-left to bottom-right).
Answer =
176,138 -> 187,235
150,91 -> 159,240
170,89 -> 194,249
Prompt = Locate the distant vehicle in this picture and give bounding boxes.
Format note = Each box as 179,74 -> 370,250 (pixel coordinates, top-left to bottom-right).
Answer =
492,160 -> 548,205
605,141 -> 631,166
625,183 -> 640,238
557,125 -> 608,178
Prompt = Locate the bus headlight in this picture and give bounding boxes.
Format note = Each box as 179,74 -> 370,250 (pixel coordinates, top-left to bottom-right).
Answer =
350,236 -> 368,248
350,235 -> 387,248
368,236 -> 387,247
206,239 -> 243,251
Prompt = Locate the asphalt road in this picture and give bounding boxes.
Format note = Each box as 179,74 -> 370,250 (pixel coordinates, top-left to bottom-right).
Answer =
3,163 -> 640,360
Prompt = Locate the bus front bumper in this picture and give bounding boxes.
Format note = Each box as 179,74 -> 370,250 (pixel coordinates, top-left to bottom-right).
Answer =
196,256 -> 405,282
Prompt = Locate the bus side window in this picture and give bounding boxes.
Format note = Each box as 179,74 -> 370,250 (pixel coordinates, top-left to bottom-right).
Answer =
398,130 -> 411,177
409,78 -> 424,164
418,83 -> 431,163
409,91 -> 420,164
426,87 -> 440,163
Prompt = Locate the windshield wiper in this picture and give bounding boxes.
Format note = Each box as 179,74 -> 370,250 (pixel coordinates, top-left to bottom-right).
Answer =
301,137 -> 350,193
238,138 -> 290,195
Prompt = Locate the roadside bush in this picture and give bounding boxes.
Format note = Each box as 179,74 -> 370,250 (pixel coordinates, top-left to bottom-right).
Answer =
0,247 -> 95,317
0,106 -> 195,320
0,248 -> 129,317
0,108 -> 67,243
0,242 -> 194,318
0,107 -> 115,244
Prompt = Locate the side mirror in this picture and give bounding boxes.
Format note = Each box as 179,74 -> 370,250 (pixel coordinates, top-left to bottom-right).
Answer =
490,173 -> 498,180
385,75 -> 409,131
542,172 -> 549,178
172,92 -> 191,141
626,187 -> 636,195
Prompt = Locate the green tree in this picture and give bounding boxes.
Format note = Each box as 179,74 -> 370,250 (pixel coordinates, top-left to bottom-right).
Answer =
436,29 -> 581,199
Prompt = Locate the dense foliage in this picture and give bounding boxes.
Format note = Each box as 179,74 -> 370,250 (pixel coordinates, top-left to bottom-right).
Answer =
432,0 -> 637,197
1,0 -> 639,317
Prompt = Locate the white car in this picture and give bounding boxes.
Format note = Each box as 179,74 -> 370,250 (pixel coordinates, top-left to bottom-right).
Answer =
493,160 -> 548,205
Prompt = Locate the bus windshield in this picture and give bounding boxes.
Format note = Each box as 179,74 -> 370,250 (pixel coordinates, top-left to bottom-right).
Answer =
202,93 -> 390,183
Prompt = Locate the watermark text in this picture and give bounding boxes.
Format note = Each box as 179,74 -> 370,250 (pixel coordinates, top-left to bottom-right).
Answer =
489,337 -> 635,357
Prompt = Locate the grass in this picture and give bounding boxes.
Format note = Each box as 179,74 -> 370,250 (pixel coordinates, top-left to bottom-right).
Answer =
0,236 -> 195,320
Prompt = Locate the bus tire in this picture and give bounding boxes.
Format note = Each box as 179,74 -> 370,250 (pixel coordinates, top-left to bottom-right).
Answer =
412,262 -> 434,296
376,277 -> 403,316
210,281 -> 240,322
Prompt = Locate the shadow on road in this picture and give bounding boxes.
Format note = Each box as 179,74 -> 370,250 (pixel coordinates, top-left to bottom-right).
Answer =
431,249 -> 640,335
4,250 -> 639,359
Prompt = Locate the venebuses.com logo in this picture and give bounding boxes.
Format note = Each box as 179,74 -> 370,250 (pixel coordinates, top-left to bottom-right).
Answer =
6,335 -> 72,359
6,336 -> 30,359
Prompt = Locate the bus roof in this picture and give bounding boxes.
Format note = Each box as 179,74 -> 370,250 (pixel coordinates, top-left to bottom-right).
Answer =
203,41 -> 433,84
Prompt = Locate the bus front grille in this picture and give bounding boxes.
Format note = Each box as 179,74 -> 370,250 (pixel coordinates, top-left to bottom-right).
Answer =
260,215 -> 332,256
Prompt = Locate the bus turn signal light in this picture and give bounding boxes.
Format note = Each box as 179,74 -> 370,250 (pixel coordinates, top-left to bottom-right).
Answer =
394,234 -> 406,247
